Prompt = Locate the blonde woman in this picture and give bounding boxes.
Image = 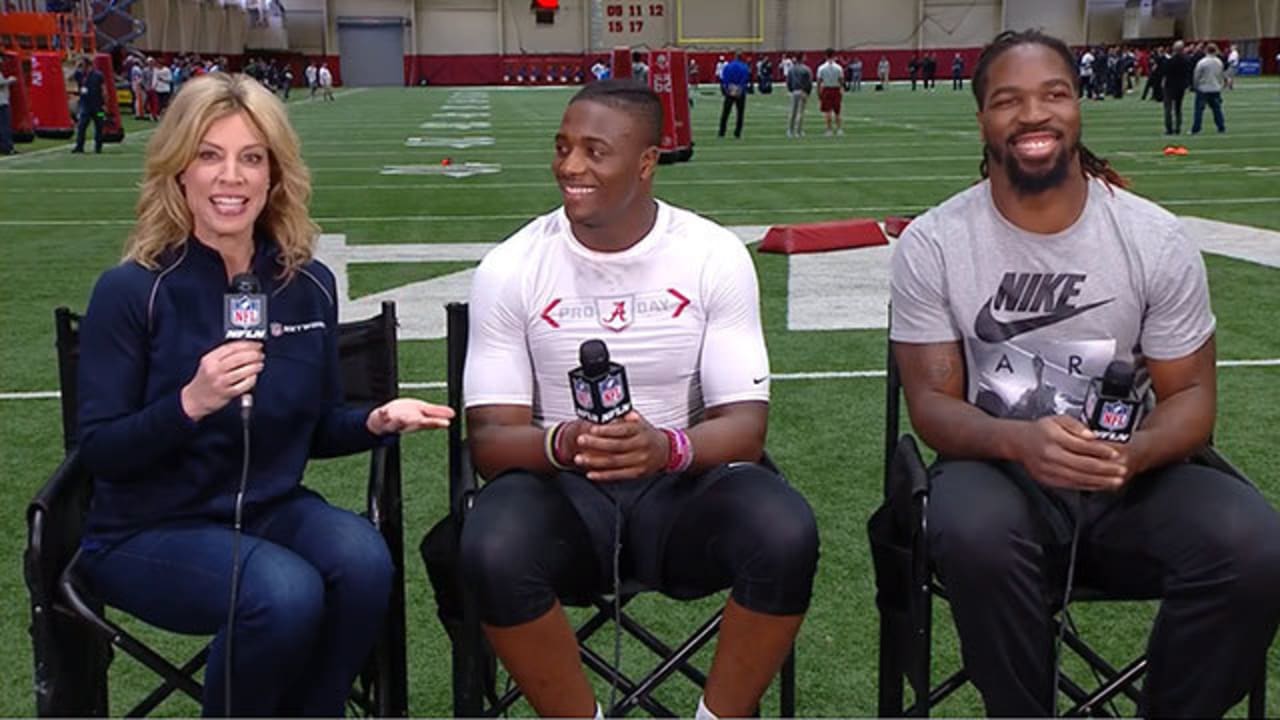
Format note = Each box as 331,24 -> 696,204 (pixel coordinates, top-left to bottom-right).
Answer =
74,73 -> 452,716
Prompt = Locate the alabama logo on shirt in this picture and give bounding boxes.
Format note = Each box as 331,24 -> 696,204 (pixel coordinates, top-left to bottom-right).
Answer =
596,296 -> 633,332
540,289 -> 691,331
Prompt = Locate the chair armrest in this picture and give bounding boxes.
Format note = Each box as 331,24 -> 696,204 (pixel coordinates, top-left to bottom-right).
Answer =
1191,444 -> 1251,485
449,438 -> 479,516
26,449 -> 91,604
892,434 -> 930,500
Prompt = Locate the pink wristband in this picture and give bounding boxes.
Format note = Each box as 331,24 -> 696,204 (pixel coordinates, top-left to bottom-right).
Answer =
662,428 -> 694,474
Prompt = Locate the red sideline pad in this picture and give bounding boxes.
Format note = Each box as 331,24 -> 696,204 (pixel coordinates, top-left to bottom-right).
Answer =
757,218 -> 887,254
884,215 -> 915,238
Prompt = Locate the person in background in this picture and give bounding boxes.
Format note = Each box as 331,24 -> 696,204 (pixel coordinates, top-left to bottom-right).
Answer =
1225,43 -> 1239,89
0,64 -> 15,155
1192,43 -> 1227,134
717,52 -> 750,139
816,48 -> 843,136
1162,40 -> 1193,134
129,57 -> 146,118
75,72 -> 453,716
1142,45 -> 1165,102
631,51 -> 649,86
877,55 -> 890,89
785,53 -> 812,138
318,63 -> 334,101
305,61 -> 318,99
72,56 -> 105,154
952,52 -> 965,90
144,57 -> 161,120
154,58 -> 173,116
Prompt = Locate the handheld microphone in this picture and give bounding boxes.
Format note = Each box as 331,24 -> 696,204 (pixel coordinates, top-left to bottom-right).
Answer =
567,339 -> 633,714
1080,360 -> 1143,443
223,273 -> 267,416
568,339 -> 632,424
221,272 -> 266,717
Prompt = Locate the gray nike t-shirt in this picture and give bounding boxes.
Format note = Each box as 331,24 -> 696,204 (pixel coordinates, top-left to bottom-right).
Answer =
890,179 -> 1215,420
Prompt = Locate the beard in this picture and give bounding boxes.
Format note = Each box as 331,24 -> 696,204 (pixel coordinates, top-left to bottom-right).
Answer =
984,135 -> 1076,195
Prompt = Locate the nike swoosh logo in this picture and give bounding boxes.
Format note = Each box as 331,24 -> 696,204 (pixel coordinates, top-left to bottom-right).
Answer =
752,376 -> 769,384
974,297 -> 1114,342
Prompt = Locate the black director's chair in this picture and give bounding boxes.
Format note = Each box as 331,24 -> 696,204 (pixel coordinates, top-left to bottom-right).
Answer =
25,303 -> 410,717
424,301 -> 796,718
869,320 -> 1267,717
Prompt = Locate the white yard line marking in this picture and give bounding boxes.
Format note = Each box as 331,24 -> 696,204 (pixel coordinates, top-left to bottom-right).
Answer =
9,146 -> 1280,175
35,166 -> 1270,194
6,358 -> 1277,401
9,199 -> 1280,227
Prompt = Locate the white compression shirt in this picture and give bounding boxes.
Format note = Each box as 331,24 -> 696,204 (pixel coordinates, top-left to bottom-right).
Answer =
464,200 -> 770,429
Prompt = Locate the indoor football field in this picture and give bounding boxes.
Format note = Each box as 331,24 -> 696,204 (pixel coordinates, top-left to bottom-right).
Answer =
1,78 -> 1277,716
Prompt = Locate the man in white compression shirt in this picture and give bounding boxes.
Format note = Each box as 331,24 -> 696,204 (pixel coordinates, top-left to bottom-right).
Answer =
458,80 -> 818,720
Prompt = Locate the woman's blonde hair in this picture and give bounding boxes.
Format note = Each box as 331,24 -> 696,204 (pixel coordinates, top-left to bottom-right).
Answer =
126,72 -> 318,277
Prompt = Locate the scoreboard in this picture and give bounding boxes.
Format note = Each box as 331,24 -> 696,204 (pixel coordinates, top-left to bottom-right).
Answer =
602,1 -> 669,47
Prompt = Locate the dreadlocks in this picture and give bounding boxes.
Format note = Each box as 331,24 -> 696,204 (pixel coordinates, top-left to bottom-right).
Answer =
972,29 -> 1129,189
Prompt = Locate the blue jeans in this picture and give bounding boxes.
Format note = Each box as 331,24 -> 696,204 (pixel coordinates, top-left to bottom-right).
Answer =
1192,91 -> 1225,133
73,108 -> 103,152
78,488 -> 394,717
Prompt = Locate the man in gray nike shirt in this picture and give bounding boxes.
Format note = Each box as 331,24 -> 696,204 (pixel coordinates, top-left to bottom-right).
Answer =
889,29 -> 1280,717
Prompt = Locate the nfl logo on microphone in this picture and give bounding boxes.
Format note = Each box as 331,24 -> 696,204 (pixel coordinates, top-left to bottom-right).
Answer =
231,296 -> 260,328
601,374 -> 624,408
225,295 -> 267,340
574,378 -> 594,411
1100,401 -> 1131,432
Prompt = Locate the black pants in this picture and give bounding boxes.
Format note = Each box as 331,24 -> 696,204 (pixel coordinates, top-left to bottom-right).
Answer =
74,110 -> 103,153
459,463 -> 819,627
1163,90 -> 1185,134
718,92 -> 745,138
1142,75 -> 1162,101
928,459 -> 1280,717
952,73 -> 962,90
0,104 -> 13,153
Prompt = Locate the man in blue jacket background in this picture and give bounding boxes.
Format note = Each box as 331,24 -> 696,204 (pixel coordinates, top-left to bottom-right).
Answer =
718,52 -> 750,139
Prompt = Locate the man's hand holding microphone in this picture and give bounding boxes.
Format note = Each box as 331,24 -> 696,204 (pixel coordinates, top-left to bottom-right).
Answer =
1008,360 -> 1145,492
547,339 -> 689,482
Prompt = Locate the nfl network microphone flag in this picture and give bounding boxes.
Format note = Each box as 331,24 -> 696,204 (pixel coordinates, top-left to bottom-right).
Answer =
1080,360 -> 1143,443
224,274 -> 268,340
569,339 -> 633,424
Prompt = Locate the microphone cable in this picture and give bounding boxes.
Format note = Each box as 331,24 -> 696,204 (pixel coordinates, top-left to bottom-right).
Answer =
1051,490 -> 1084,718
224,396 -> 253,716
608,491 -> 623,716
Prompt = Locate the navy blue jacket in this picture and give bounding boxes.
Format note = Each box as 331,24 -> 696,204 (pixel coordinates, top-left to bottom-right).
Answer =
74,67 -> 105,114
77,237 -> 381,544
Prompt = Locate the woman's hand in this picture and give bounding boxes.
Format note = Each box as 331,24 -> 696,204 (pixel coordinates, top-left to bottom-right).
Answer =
180,341 -> 264,421
366,398 -> 455,435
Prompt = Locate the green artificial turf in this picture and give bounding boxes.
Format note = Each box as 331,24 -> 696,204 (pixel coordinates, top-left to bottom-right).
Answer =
1,78 -> 1277,717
